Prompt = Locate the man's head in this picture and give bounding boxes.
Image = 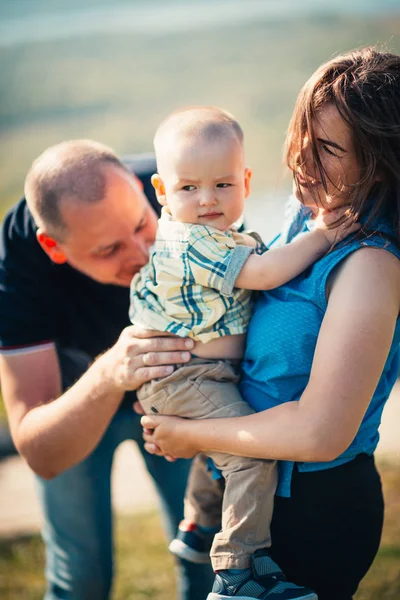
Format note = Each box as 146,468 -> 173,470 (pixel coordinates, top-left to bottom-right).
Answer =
24,140 -> 158,287
152,106 -> 252,231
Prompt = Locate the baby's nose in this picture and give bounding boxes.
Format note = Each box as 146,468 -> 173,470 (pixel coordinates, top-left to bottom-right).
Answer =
200,190 -> 217,205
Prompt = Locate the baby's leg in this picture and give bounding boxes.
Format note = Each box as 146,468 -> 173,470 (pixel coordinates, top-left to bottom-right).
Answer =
192,374 -> 276,571
208,450 -> 276,571
168,453 -> 224,564
138,359 -> 276,570
138,361 -> 227,564
137,361 -> 317,599
184,453 -> 223,529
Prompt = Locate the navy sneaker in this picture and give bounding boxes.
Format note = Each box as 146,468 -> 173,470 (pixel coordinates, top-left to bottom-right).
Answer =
207,550 -> 318,600
169,520 -> 216,564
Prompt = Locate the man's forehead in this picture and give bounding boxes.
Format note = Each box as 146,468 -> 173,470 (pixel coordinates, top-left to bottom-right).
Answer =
60,172 -> 146,240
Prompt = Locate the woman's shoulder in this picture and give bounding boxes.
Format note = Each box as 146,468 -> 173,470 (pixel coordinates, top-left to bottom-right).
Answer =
336,242 -> 400,277
313,230 -> 400,311
327,243 -> 400,313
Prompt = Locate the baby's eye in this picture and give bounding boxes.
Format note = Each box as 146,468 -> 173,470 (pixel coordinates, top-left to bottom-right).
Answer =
216,183 -> 232,188
182,185 -> 196,191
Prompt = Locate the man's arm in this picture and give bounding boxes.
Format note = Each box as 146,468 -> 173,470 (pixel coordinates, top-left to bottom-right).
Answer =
1,326 -> 194,478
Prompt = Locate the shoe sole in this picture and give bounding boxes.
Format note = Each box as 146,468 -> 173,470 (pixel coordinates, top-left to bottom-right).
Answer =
207,594 -> 318,600
169,538 -> 211,564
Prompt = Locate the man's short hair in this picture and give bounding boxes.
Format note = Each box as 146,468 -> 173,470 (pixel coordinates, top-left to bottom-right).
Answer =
24,139 -> 129,240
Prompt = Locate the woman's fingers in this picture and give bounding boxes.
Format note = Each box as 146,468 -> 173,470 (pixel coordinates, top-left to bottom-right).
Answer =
164,455 -> 177,462
141,414 -> 161,429
143,429 -> 156,443
141,415 -> 171,454
144,442 -> 162,455
140,414 -> 198,459
143,441 -> 177,461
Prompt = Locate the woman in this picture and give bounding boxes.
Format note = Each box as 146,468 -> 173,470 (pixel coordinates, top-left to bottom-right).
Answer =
139,47 -> 400,600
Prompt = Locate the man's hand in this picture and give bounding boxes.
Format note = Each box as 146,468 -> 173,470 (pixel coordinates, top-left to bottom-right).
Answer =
99,325 -> 194,392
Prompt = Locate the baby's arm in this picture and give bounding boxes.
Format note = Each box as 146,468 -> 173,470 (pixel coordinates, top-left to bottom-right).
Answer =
235,208 -> 360,291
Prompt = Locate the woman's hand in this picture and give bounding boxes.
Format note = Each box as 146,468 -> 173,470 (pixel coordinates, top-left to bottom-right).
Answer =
141,414 -> 200,460
99,326 -> 193,392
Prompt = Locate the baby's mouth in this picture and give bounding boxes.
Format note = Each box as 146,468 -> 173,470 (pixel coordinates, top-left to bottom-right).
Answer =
199,212 -> 223,218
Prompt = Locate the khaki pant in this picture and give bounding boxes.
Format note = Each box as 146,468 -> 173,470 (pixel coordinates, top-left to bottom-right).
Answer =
185,453 -> 224,530
138,359 -> 277,570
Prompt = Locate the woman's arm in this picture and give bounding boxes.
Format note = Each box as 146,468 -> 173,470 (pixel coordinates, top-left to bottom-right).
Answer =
142,247 -> 400,462
1,326 -> 193,478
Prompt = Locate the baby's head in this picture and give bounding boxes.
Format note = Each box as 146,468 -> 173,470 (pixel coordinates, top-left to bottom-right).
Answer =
152,106 -> 252,231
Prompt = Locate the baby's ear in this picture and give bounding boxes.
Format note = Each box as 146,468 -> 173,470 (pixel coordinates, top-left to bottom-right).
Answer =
151,174 -> 167,206
244,167 -> 252,199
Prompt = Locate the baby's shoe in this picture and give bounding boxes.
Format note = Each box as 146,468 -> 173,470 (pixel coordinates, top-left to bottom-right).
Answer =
169,519 -> 218,564
207,549 -> 318,599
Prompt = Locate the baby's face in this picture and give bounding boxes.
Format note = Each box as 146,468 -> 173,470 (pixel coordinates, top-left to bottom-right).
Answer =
157,135 -> 251,231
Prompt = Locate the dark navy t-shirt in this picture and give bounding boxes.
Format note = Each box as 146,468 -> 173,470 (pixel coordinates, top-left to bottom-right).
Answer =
0,155 -> 159,359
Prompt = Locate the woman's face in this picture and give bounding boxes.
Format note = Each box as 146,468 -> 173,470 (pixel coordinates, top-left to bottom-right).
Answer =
293,103 -> 362,214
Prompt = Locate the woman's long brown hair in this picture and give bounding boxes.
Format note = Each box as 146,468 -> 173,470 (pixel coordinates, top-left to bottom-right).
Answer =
285,47 -> 400,244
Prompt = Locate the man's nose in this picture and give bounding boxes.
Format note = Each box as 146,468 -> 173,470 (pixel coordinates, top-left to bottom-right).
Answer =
129,235 -> 149,260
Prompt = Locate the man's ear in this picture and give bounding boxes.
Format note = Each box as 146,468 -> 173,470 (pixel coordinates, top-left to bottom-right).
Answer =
36,230 -> 68,264
244,167 -> 252,199
151,173 -> 167,206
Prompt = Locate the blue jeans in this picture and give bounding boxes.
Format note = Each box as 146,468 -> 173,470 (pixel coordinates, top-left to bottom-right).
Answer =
35,348 -> 214,599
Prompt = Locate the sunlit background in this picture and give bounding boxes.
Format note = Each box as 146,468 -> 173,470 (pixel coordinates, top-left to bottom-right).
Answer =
1,1 -> 400,598
1,0 -> 400,234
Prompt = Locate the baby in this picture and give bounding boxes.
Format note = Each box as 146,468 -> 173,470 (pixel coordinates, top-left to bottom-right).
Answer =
130,106 -> 356,600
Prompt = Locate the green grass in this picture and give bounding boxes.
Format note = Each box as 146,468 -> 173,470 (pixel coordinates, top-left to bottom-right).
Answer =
0,397 -> 6,422
0,462 -> 399,599
0,512 -> 177,600
355,464 -> 400,599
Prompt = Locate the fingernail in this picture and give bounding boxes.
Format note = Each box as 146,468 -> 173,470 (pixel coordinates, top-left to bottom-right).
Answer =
185,339 -> 194,348
165,366 -> 174,374
181,352 -> 191,361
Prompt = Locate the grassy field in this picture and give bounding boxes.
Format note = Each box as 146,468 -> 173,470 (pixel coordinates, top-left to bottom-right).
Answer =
1,10 -> 400,216
0,461 -> 399,599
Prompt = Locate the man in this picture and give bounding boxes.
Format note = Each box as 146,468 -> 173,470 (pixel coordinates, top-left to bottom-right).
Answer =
0,140 -> 214,599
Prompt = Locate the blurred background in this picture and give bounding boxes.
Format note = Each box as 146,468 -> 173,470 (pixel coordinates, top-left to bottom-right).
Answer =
1,0 -> 400,220
0,1 -> 400,598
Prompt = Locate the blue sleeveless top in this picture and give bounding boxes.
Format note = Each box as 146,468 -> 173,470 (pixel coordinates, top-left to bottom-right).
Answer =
240,197 -> 400,497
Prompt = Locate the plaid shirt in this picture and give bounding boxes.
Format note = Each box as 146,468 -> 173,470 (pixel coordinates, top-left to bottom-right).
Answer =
129,210 -> 266,343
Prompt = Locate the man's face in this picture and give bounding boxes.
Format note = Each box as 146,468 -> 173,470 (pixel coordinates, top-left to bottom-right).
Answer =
57,166 -> 158,287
